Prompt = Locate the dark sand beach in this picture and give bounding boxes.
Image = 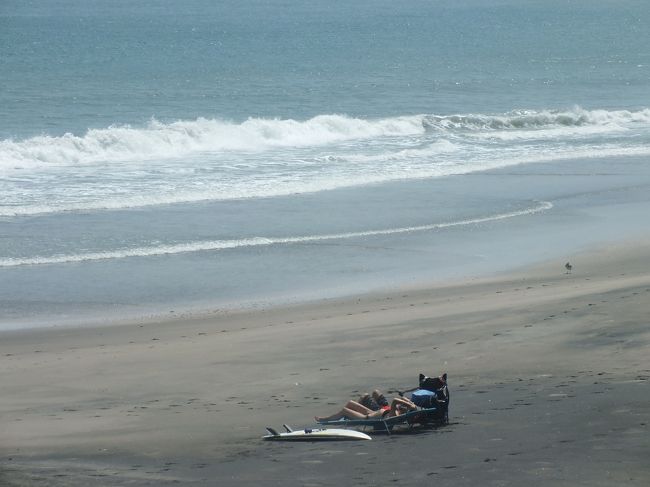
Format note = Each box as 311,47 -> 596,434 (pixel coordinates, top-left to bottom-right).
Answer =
1,241 -> 649,486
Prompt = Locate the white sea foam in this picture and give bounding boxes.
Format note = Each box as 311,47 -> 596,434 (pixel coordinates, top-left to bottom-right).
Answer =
0,114 -> 426,171
1,108 -> 649,171
1,107 -> 649,216
0,143 -> 648,217
0,201 -> 552,267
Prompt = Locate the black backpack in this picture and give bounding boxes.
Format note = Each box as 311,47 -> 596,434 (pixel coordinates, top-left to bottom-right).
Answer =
418,373 -> 449,402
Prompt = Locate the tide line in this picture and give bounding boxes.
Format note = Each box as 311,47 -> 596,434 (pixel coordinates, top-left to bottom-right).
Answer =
0,201 -> 552,267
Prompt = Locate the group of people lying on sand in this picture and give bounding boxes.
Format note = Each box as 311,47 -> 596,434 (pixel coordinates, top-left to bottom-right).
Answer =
315,390 -> 418,422
315,373 -> 448,422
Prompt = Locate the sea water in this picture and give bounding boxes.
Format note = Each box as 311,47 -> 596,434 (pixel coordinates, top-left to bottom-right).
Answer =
1,0 -> 650,328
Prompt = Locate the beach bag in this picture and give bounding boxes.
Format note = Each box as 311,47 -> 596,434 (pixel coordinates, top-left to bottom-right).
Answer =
410,389 -> 437,408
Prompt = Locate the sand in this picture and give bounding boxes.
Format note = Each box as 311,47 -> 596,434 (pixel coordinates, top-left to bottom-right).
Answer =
1,240 -> 649,486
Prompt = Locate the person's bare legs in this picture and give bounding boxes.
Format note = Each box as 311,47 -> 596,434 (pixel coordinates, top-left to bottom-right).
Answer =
315,407 -> 366,422
344,400 -> 372,414
315,402 -> 384,422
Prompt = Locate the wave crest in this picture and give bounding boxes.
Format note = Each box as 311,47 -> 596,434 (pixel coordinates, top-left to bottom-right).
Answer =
0,114 -> 425,170
422,107 -> 650,131
1,108 -> 648,171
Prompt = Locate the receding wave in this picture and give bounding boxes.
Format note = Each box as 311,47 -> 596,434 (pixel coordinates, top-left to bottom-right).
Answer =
1,107 -> 649,171
1,144 -> 645,217
0,201 -> 552,267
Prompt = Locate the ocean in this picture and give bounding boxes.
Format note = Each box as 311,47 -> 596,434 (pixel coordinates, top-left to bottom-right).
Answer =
1,0 -> 649,328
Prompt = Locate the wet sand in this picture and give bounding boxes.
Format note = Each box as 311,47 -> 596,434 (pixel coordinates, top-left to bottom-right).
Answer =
1,240 -> 649,486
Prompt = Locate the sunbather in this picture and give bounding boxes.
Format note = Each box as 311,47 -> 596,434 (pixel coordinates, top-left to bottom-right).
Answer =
315,395 -> 417,422
358,389 -> 390,411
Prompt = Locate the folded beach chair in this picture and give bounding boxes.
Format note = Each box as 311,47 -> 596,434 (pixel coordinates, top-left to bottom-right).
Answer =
316,407 -> 444,434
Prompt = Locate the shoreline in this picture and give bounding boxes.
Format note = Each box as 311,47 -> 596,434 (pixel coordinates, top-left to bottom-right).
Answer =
4,229 -> 649,335
4,151 -> 650,332
2,237 -> 649,485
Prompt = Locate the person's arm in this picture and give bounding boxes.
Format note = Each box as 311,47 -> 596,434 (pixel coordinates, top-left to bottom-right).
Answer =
401,396 -> 418,409
391,397 -> 417,412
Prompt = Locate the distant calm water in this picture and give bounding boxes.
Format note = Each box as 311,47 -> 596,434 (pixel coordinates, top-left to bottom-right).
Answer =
1,0 -> 649,328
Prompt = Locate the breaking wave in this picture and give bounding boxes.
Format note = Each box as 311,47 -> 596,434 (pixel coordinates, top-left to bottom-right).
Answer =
421,107 -> 650,132
0,115 -> 426,170
1,108 -> 649,171
1,107 -> 649,217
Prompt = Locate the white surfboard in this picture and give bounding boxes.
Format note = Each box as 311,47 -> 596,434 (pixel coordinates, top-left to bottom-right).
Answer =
263,424 -> 371,441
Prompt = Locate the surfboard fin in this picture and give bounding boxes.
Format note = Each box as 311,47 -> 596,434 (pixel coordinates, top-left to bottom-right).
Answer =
266,427 -> 279,436
282,424 -> 293,433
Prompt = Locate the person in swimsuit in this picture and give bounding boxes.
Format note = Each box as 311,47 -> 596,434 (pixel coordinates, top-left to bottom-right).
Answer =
358,389 -> 390,412
315,395 -> 417,422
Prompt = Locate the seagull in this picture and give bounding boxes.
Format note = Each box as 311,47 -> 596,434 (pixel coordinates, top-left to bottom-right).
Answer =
565,262 -> 573,274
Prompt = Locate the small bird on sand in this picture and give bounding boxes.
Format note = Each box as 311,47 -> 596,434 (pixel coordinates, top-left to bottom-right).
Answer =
565,262 -> 573,274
